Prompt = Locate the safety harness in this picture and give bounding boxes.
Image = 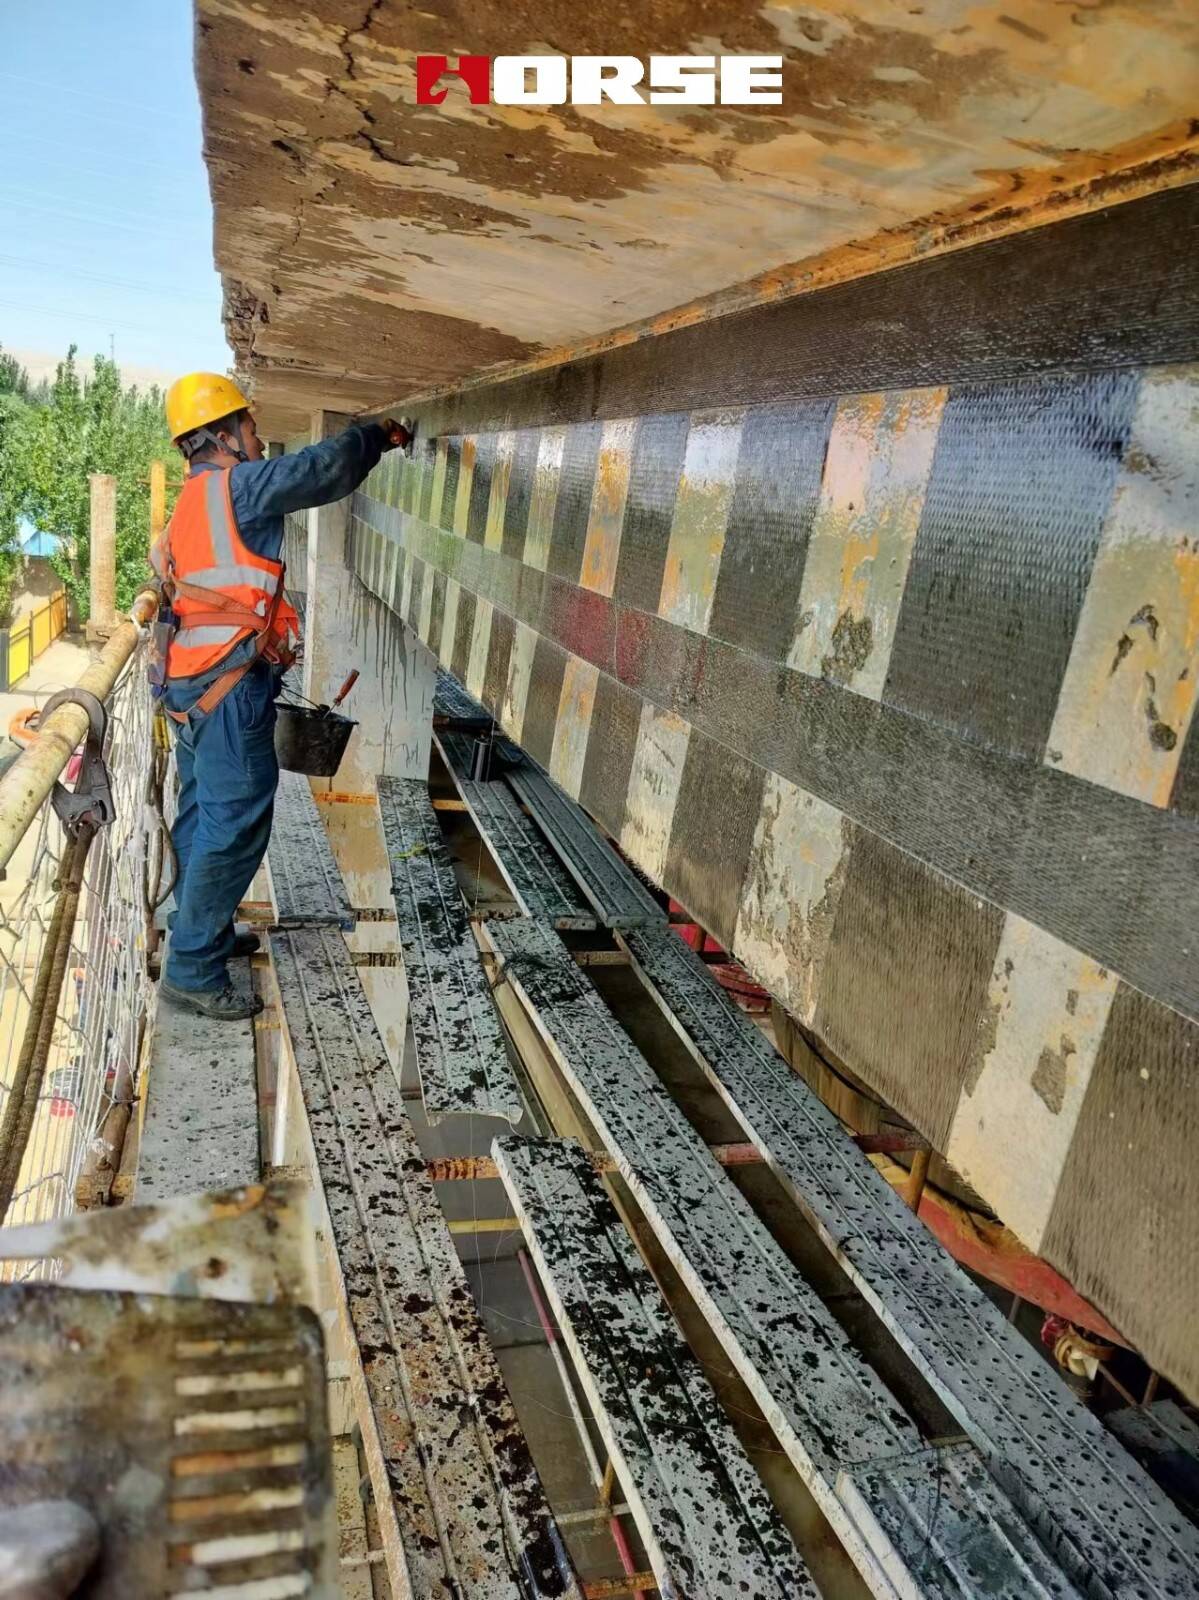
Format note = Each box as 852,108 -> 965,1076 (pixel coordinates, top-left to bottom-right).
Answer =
150,467 -> 299,724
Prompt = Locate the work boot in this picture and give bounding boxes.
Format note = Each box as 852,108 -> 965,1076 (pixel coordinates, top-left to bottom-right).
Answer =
160,978 -> 264,1021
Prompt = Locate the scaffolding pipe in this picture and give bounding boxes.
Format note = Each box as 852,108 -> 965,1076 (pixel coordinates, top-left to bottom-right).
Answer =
0,589 -> 156,874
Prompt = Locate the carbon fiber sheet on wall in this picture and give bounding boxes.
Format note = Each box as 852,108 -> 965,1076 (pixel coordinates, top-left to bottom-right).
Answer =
348,185 -> 1199,1399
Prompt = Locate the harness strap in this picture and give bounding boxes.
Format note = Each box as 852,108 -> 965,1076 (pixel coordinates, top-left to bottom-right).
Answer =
165,659 -> 256,724
165,582 -> 294,724
170,575 -> 267,630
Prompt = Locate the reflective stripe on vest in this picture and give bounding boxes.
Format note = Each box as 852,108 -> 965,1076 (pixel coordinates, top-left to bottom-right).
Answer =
151,468 -> 296,681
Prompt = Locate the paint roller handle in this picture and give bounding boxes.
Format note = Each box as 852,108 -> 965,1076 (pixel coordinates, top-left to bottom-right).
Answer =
331,670 -> 359,710
381,417 -> 413,451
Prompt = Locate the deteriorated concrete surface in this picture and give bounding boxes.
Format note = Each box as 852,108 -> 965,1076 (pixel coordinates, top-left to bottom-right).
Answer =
138,957 -> 259,1201
194,0 -> 1199,434
267,768 -> 356,929
436,729 -> 596,928
347,233 -> 1199,1403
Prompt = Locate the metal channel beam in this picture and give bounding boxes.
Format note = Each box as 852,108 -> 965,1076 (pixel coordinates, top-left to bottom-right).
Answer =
621,925 -> 1199,1600
486,919 -> 1070,1598
434,666 -> 492,729
436,731 -> 596,930
269,925 -> 581,1600
267,768 -> 355,929
493,1134 -> 817,1600
376,775 -> 523,1123
506,766 -> 664,930
837,1445 -> 1086,1600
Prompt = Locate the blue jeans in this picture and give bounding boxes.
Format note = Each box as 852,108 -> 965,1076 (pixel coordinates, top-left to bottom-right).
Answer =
165,664 -> 279,991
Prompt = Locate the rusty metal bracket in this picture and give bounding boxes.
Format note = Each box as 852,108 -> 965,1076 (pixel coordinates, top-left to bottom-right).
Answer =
41,688 -> 114,836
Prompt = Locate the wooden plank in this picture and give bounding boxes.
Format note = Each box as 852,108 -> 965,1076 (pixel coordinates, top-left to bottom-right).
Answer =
332,1436 -> 373,1600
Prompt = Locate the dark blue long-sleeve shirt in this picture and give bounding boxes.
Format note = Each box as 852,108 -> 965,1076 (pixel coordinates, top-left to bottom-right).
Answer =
163,422 -> 387,707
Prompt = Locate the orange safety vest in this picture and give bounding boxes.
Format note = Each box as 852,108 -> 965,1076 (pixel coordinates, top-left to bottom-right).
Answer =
149,468 -> 299,721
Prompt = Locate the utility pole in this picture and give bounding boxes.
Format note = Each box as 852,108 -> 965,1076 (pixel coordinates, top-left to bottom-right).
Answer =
149,460 -> 166,543
87,474 -> 117,641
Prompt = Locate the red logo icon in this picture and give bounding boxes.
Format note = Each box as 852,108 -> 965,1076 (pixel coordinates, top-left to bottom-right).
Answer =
416,55 -> 492,105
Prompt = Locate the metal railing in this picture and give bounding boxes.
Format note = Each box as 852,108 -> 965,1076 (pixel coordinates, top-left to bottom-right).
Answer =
3,589 -> 68,689
0,593 -> 162,1261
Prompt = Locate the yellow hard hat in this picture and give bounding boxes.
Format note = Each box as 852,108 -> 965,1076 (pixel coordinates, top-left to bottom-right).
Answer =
165,372 -> 251,442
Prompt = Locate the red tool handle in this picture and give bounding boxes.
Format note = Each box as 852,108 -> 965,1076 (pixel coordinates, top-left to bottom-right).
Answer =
332,669 -> 359,709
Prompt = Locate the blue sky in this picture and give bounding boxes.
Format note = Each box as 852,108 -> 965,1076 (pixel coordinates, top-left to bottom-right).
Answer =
0,0 -> 229,390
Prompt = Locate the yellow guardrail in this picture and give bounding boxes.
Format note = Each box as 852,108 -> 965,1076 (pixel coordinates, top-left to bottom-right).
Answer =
6,590 -> 68,688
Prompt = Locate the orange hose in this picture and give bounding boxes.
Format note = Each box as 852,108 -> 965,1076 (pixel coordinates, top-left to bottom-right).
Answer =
7,707 -> 41,748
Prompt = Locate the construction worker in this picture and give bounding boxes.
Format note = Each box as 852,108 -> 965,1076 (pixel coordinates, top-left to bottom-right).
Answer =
151,373 -> 409,1021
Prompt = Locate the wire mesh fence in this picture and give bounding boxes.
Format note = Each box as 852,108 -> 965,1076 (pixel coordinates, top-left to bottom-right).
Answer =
0,646 -> 163,1267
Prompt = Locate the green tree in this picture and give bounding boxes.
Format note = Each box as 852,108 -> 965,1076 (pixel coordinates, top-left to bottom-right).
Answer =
0,347 -> 176,620
0,343 -> 32,400
0,387 -> 28,624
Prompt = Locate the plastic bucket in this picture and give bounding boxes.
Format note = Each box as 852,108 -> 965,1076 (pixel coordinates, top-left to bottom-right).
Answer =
274,702 -> 356,777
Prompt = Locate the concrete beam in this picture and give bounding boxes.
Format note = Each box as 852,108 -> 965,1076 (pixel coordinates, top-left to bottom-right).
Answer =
303,409 -> 434,793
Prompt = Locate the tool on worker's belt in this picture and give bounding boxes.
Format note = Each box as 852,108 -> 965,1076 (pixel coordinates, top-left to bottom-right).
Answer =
145,593 -> 179,699
274,669 -> 359,777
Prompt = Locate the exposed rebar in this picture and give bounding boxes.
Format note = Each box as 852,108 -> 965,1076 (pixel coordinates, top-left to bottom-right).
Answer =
0,829 -> 94,1219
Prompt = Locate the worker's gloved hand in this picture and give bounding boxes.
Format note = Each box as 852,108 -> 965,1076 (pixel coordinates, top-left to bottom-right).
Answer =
380,417 -> 413,452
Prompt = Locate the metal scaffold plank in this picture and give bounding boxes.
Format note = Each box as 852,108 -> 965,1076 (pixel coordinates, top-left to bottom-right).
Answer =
487,919 -> 1070,1599
266,768 -> 355,930
436,731 -> 597,930
621,924 -> 1199,1600
838,1444 -> 1086,1600
493,1134 -> 818,1600
506,766 -> 665,930
376,774 -> 523,1123
434,666 -> 492,729
269,925 -> 581,1600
